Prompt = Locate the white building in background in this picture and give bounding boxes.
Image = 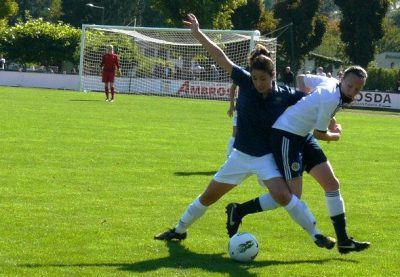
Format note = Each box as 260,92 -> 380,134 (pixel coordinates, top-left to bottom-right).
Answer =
375,52 -> 400,68
299,52 -> 343,77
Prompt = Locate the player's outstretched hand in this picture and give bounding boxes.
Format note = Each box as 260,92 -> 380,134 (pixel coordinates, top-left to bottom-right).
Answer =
183,13 -> 199,32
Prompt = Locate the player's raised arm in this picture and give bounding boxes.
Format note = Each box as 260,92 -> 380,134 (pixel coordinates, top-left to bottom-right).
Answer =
183,13 -> 234,74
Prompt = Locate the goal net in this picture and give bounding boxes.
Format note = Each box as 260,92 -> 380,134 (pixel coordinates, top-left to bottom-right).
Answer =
79,25 -> 276,100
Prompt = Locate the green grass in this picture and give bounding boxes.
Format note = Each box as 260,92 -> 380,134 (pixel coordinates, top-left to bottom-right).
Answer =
0,86 -> 399,276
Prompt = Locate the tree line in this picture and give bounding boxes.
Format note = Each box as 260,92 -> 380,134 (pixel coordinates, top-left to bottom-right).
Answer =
0,0 -> 395,74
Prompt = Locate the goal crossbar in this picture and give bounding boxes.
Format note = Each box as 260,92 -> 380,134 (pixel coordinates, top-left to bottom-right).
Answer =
79,24 -> 276,100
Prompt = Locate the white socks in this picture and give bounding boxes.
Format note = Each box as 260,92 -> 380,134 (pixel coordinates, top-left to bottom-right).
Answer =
325,190 -> 345,217
175,197 -> 208,233
284,195 -> 320,239
259,193 -> 280,211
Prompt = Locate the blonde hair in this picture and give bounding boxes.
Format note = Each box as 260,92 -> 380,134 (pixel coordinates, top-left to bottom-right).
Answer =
107,45 -> 114,52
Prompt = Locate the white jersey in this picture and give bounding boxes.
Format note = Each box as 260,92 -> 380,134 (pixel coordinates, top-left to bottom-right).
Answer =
303,74 -> 338,90
272,82 -> 342,136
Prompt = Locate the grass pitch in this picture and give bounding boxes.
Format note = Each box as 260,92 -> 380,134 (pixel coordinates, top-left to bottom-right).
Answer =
0,86 -> 399,276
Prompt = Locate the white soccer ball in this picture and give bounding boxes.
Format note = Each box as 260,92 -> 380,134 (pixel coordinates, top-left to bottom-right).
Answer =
228,232 -> 259,262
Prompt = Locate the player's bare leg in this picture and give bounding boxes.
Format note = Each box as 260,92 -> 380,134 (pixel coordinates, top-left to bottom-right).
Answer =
110,82 -> 115,102
104,82 -> 110,101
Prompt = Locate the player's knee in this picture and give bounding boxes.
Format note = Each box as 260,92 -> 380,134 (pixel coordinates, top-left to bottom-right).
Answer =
199,184 -> 222,206
323,177 -> 340,192
333,177 -> 340,189
270,190 -> 291,206
199,193 -> 218,206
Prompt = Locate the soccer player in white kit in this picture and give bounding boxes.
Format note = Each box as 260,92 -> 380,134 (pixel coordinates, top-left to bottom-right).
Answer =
228,72 -> 371,254
273,66 -> 368,250
154,13 -> 335,250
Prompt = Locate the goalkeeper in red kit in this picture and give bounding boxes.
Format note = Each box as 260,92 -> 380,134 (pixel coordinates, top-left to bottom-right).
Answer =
100,45 -> 121,102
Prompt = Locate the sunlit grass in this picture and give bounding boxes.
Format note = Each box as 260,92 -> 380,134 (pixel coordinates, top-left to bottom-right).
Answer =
0,86 -> 399,276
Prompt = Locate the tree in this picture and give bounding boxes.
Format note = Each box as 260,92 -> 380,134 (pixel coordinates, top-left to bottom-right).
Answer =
148,0 -> 246,29
0,18 -> 80,70
231,0 -> 276,34
313,19 -> 348,64
46,0 -> 63,22
387,8 -> 400,28
62,0 -> 98,27
274,0 -> 327,73
391,0 -> 400,9
264,0 -> 275,10
258,9 -> 277,34
232,0 -> 263,30
319,0 -> 338,14
375,18 -> 400,53
0,0 -> 18,19
0,0 -> 18,30
101,0 -> 142,26
334,0 -> 390,68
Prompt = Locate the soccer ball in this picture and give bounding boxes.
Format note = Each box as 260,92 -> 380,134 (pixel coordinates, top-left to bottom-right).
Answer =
228,232 -> 259,262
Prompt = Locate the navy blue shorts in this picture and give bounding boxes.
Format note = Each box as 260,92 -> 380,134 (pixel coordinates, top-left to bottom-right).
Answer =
302,134 -> 327,173
270,128 -> 306,181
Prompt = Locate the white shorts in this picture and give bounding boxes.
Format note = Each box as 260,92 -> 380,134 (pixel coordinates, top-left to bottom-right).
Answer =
232,111 -> 237,127
213,149 -> 282,185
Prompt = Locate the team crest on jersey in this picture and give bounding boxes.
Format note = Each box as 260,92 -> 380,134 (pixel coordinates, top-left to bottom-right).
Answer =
291,162 -> 300,172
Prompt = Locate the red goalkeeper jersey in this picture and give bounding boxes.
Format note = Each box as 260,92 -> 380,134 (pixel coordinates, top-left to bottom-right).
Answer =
101,53 -> 120,72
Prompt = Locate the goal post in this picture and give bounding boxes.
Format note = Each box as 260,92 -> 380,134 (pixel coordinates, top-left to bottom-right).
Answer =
79,24 -> 276,100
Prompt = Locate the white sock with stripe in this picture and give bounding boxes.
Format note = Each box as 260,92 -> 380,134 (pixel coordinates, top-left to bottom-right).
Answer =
259,193 -> 280,211
284,195 -> 320,240
175,197 -> 208,234
325,190 -> 345,216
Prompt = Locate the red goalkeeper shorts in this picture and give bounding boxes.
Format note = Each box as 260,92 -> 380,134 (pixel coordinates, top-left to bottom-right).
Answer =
102,71 -> 115,83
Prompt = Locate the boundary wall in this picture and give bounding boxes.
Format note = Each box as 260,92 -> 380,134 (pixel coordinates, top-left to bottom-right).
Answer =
1,71 -> 399,111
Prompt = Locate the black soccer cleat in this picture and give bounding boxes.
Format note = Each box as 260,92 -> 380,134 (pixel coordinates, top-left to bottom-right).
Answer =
226,203 -> 242,238
338,238 -> 371,254
314,234 -> 336,250
154,228 -> 187,241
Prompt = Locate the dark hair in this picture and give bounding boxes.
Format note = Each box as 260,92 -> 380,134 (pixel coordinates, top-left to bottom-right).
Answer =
248,44 -> 274,77
344,65 -> 368,79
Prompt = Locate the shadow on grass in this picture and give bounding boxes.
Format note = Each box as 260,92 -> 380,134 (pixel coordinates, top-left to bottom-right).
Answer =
20,242 -> 357,276
69,99 -> 101,102
174,171 -> 217,176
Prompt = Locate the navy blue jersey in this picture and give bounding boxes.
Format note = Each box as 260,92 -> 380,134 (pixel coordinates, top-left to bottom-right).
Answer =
231,65 -> 305,156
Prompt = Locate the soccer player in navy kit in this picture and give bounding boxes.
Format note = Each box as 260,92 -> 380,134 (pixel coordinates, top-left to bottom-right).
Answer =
226,64 -> 253,157
227,68 -> 371,254
154,13 -> 335,250
100,45 -> 121,102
